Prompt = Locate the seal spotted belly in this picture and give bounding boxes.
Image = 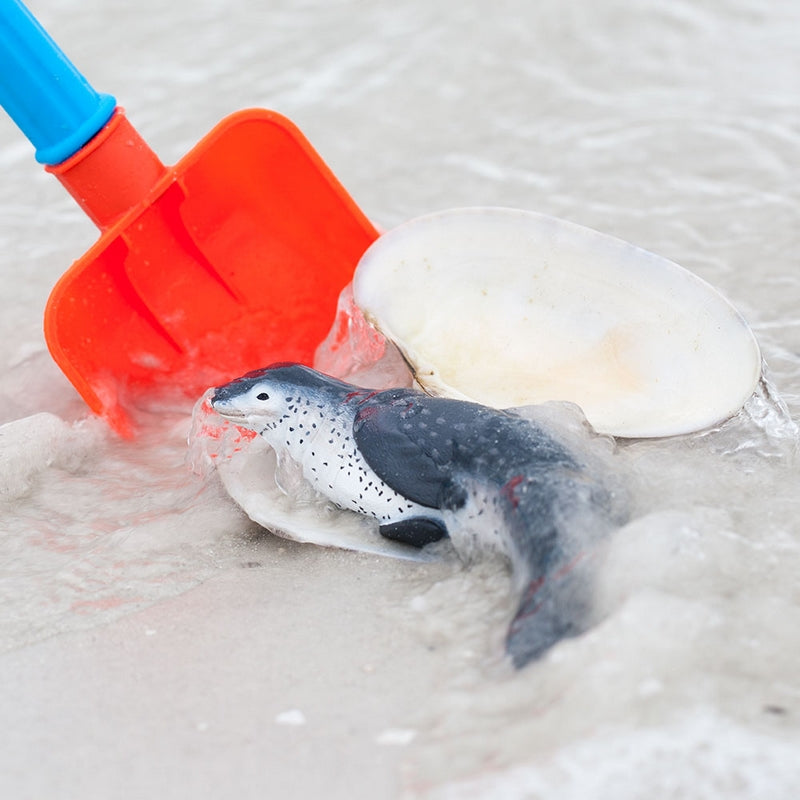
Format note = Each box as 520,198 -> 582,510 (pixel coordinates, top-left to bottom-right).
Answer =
211,363 -> 624,667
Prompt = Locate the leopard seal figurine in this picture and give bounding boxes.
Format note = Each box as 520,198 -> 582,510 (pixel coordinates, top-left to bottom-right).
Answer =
211,363 -> 625,667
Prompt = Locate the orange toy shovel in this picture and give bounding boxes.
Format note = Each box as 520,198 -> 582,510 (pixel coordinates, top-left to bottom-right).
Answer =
0,0 -> 378,436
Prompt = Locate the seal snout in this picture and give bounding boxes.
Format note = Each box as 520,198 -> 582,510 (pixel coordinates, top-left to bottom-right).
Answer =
210,383 -> 248,418
211,401 -> 246,419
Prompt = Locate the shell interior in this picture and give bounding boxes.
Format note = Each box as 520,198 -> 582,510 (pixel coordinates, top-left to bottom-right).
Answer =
352,207 -> 761,438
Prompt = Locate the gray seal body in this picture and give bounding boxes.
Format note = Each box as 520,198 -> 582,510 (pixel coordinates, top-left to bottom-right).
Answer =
212,363 -> 624,667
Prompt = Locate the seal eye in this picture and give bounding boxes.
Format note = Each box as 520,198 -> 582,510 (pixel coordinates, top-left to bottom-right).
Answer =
256,392 -> 270,401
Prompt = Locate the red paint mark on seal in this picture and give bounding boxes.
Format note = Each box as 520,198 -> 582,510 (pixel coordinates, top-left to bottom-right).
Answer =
501,474 -> 525,509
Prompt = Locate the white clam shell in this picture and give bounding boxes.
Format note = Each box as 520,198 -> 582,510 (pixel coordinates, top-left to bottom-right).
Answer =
352,207 -> 761,438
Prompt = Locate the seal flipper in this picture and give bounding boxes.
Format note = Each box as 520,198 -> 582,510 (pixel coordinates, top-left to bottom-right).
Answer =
505,556 -> 596,668
353,396 -> 455,509
379,517 -> 447,548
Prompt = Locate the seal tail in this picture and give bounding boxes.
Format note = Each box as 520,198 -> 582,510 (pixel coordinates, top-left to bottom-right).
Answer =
495,460 -> 624,668
505,551 -> 597,668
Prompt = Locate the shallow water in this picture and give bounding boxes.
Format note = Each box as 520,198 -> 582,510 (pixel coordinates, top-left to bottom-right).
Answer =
2,0 -> 800,797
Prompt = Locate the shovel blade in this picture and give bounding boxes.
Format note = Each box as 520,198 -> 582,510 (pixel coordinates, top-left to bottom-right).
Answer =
44,109 -> 379,435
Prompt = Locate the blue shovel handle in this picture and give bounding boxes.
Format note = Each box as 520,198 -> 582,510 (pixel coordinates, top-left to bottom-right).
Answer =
0,0 -> 116,165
